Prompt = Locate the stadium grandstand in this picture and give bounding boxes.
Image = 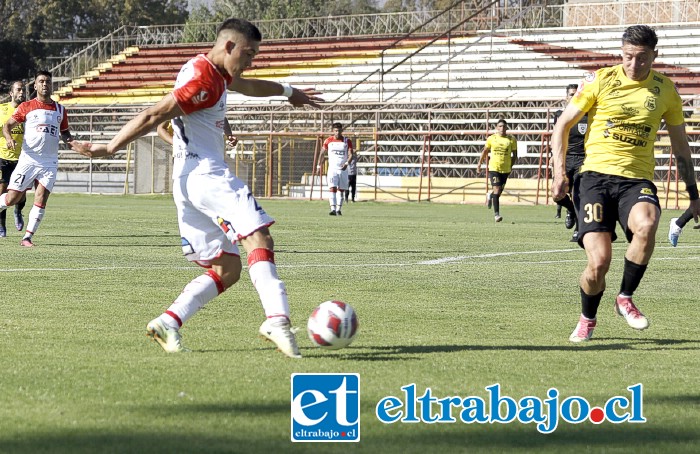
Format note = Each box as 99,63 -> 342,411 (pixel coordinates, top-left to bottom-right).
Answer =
35,0 -> 700,208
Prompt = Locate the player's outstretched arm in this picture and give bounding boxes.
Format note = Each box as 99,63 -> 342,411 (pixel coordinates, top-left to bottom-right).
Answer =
668,123 -> 700,220
73,95 -> 183,158
228,78 -> 323,108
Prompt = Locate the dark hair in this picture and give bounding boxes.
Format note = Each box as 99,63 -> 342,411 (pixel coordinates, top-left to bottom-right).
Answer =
566,84 -> 578,92
496,119 -> 507,126
218,18 -> 262,42
10,80 -> 23,90
332,122 -> 343,130
36,70 -> 52,80
622,25 -> 658,50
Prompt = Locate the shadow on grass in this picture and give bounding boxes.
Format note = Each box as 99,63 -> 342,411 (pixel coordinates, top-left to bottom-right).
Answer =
331,338 -> 700,361
0,422 -> 697,454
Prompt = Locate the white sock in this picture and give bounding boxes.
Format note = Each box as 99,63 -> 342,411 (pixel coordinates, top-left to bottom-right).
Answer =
338,193 -> 344,210
161,270 -> 224,328
329,191 -> 337,211
248,248 -> 289,319
0,193 -> 7,211
24,204 -> 45,238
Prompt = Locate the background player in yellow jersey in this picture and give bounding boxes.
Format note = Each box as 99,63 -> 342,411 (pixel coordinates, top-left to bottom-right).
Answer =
0,81 -> 27,237
477,118 -> 517,222
552,25 -> 699,343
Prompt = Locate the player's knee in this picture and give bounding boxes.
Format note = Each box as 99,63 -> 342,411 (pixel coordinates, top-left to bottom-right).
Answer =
631,219 -> 658,241
586,257 -> 610,280
218,268 -> 241,289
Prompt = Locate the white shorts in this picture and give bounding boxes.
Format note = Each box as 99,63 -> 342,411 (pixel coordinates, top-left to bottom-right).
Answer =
7,158 -> 57,192
327,168 -> 349,191
173,170 -> 275,267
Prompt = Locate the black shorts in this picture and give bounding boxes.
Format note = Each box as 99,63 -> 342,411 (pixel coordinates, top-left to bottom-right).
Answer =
0,159 -> 18,185
565,155 -> 584,192
576,171 -> 660,246
488,171 -> 510,187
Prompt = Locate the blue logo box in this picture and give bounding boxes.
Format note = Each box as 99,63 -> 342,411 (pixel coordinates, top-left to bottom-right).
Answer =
291,373 -> 360,442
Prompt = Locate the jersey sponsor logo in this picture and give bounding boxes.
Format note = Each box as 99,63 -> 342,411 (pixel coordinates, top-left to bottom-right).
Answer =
653,75 -> 663,83
621,105 -> 639,116
612,132 -> 647,147
35,123 -> 58,136
649,86 -> 660,95
606,119 -> 652,139
644,96 -> 657,111
584,72 -> 595,82
640,188 -> 654,196
577,123 -> 588,135
191,90 -> 209,104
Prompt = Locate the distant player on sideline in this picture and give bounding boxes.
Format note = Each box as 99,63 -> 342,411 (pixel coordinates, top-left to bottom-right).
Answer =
552,25 -> 699,343
477,118 -> 517,222
553,84 -> 588,242
668,207 -> 700,246
319,122 -> 353,215
71,18 -> 322,358
1,71 -> 84,247
345,148 -> 358,203
0,81 -> 27,237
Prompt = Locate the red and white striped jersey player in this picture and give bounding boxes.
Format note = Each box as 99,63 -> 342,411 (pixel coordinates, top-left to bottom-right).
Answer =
71,18 -> 323,358
0,71 -> 82,247
320,122 -> 353,215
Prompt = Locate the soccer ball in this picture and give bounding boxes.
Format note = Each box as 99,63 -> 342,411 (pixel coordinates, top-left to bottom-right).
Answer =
307,300 -> 359,350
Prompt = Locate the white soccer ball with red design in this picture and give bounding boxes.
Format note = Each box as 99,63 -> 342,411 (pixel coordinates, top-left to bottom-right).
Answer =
307,300 -> 359,350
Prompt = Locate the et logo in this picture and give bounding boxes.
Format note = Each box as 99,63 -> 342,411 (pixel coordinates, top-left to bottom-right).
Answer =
291,373 -> 360,442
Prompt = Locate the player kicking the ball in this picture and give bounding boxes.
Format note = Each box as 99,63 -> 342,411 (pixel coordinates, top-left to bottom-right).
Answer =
72,18 -> 323,358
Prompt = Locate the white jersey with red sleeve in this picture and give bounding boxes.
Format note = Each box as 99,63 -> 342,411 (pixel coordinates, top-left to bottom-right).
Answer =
171,54 -> 232,178
323,136 -> 353,171
12,99 -> 69,167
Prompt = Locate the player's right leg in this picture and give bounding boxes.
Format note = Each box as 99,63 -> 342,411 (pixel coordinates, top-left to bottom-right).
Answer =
147,175 -> 240,353
241,229 -> 301,359
571,232 -> 613,342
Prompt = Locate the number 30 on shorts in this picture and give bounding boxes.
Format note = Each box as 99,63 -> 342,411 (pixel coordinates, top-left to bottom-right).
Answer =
583,203 -> 603,223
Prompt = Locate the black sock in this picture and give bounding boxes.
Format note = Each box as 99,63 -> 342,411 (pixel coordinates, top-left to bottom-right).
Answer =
619,257 -> 648,297
557,195 -> 575,213
675,209 -> 693,229
581,287 -> 604,319
492,193 -> 500,215
556,205 -> 562,215
0,208 -> 5,227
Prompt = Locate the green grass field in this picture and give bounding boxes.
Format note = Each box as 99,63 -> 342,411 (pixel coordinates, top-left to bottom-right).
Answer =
1,194 -> 698,454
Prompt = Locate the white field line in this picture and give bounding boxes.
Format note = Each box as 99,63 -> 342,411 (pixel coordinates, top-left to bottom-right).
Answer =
1,245 -> 698,273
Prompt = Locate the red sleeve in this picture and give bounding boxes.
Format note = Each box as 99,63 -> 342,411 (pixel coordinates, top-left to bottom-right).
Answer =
11,101 -> 30,123
347,139 -> 353,150
172,62 -> 223,114
322,137 -> 331,151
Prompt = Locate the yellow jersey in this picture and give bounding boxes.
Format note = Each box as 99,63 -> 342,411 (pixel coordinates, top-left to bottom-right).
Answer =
0,102 -> 24,160
485,133 -> 517,173
573,64 -> 685,180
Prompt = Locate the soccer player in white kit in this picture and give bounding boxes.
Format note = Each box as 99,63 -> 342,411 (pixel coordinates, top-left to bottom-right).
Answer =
320,122 -> 353,215
1,71 -> 83,247
72,18 -> 323,358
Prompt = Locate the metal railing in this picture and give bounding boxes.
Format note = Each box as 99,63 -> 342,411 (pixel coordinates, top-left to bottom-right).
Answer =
554,0 -> 700,27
